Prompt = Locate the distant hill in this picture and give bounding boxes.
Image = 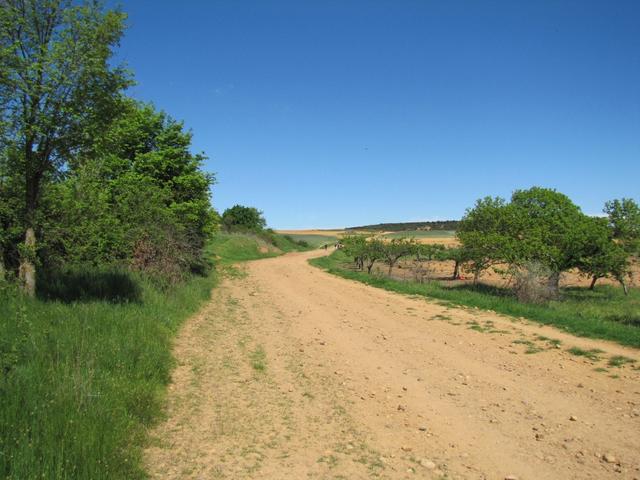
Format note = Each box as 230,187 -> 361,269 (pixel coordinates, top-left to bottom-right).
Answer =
347,220 -> 459,232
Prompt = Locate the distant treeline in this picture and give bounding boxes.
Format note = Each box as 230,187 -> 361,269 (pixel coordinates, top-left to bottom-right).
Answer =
347,220 -> 460,232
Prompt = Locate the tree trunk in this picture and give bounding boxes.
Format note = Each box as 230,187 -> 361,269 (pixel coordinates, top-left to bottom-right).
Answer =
18,227 -> 36,297
0,249 -> 5,282
388,261 -> 394,276
617,276 -> 629,296
473,270 -> 480,285
589,276 -> 598,290
452,260 -> 460,280
547,271 -> 560,297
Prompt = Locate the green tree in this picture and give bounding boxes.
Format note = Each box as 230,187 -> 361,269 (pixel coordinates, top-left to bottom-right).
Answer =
456,196 -> 515,283
0,0 -> 130,295
576,216 -> 630,293
381,238 -> 415,276
221,205 -> 266,232
40,100 -> 217,282
605,198 -> 640,256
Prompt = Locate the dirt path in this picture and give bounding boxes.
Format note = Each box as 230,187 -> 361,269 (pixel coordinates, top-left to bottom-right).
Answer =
145,250 -> 640,480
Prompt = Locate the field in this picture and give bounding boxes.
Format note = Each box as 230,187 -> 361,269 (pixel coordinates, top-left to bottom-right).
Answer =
381,229 -> 456,239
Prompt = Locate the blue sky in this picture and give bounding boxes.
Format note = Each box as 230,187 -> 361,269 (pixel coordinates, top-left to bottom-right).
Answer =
114,1 -> 639,229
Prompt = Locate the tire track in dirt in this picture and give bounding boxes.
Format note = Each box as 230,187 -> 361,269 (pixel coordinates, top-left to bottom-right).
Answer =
145,250 -> 640,479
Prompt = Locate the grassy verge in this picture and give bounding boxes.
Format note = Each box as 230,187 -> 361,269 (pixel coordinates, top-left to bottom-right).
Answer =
310,250 -> 640,349
0,272 -> 216,479
0,231 -> 297,479
207,231 -> 312,264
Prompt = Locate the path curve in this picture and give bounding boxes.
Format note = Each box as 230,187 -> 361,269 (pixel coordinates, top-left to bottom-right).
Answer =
145,250 -> 640,480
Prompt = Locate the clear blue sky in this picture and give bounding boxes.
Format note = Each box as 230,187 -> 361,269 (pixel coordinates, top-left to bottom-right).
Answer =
113,1 -> 639,229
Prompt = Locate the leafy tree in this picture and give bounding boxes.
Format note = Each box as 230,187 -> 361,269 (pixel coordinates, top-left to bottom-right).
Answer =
39,100 -> 217,282
576,216 -> 630,292
456,196 -> 515,283
381,238 -> 415,275
0,0 -> 130,295
508,188 -> 588,291
221,205 -> 266,232
605,198 -> 640,256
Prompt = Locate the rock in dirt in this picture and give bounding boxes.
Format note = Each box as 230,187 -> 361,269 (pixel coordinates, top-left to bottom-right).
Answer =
420,459 -> 436,469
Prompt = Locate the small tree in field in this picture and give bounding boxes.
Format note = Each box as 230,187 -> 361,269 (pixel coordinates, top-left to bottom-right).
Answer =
363,238 -> 385,274
221,205 -> 266,232
605,198 -> 640,257
577,214 -> 632,294
382,238 -> 415,276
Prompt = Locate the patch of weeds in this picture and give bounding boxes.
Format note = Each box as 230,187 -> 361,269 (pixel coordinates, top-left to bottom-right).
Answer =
317,454 -> 339,468
512,338 -> 543,354
609,374 -> 620,379
593,367 -> 608,373
250,345 -> 267,372
468,320 -> 489,333
489,329 -> 510,334
302,391 -> 315,400
430,314 -> 451,321
567,347 -> 604,361
608,355 -> 637,368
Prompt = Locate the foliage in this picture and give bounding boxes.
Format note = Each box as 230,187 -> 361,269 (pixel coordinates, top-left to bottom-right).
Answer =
457,188 -> 637,294
221,204 -> 266,233
605,198 -> 640,255
0,0 -> 131,294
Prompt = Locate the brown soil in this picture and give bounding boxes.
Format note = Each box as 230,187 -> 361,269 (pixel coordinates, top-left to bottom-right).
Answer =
145,250 -> 640,480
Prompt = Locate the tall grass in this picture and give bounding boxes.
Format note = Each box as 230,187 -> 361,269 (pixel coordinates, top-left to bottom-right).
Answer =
311,251 -> 640,349
0,231 -> 303,479
0,272 -> 215,479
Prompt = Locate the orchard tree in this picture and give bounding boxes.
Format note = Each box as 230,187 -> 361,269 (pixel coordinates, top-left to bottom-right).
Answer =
382,238 -> 415,275
221,205 -> 266,232
576,216 -> 629,292
0,0 -> 130,295
605,198 -> 640,256
456,196 -> 515,283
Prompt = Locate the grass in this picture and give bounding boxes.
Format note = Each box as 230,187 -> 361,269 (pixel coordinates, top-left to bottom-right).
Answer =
281,233 -> 338,248
0,272 -> 215,479
0,231 -> 295,479
250,345 -> 267,372
310,250 -> 640,349
608,355 -> 637,367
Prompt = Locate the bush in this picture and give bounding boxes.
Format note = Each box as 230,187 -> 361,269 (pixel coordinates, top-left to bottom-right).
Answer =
513,262 -> 558,304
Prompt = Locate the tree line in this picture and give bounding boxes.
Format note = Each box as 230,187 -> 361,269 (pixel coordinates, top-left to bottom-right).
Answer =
0,1 -> 217,295
342,187 -> 639,300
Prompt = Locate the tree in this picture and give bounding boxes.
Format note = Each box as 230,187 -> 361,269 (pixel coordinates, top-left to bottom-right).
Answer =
605,198 -> 640,256
456,196 -> 515,283
221,205 -> 266,232
576,216 -> 629,293
0,0 -> 130,295
381,238 -> 415,276
39,100 -> 217,282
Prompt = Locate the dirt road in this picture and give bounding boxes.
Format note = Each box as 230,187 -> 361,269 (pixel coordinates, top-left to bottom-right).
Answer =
145,250 -> 640,480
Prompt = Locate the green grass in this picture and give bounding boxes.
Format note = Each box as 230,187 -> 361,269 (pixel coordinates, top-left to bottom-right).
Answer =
608,355 -> 637,367
0,231 -> 295,479
382,230 -> 455,239
250,345 -> 267,372
310,250 -> 640,349
280,233 -> 338,248
207,231 -> 310,264
0,272 -> 216,479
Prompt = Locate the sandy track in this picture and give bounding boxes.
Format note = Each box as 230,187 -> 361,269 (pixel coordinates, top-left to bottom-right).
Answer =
145,250 -> 640,480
